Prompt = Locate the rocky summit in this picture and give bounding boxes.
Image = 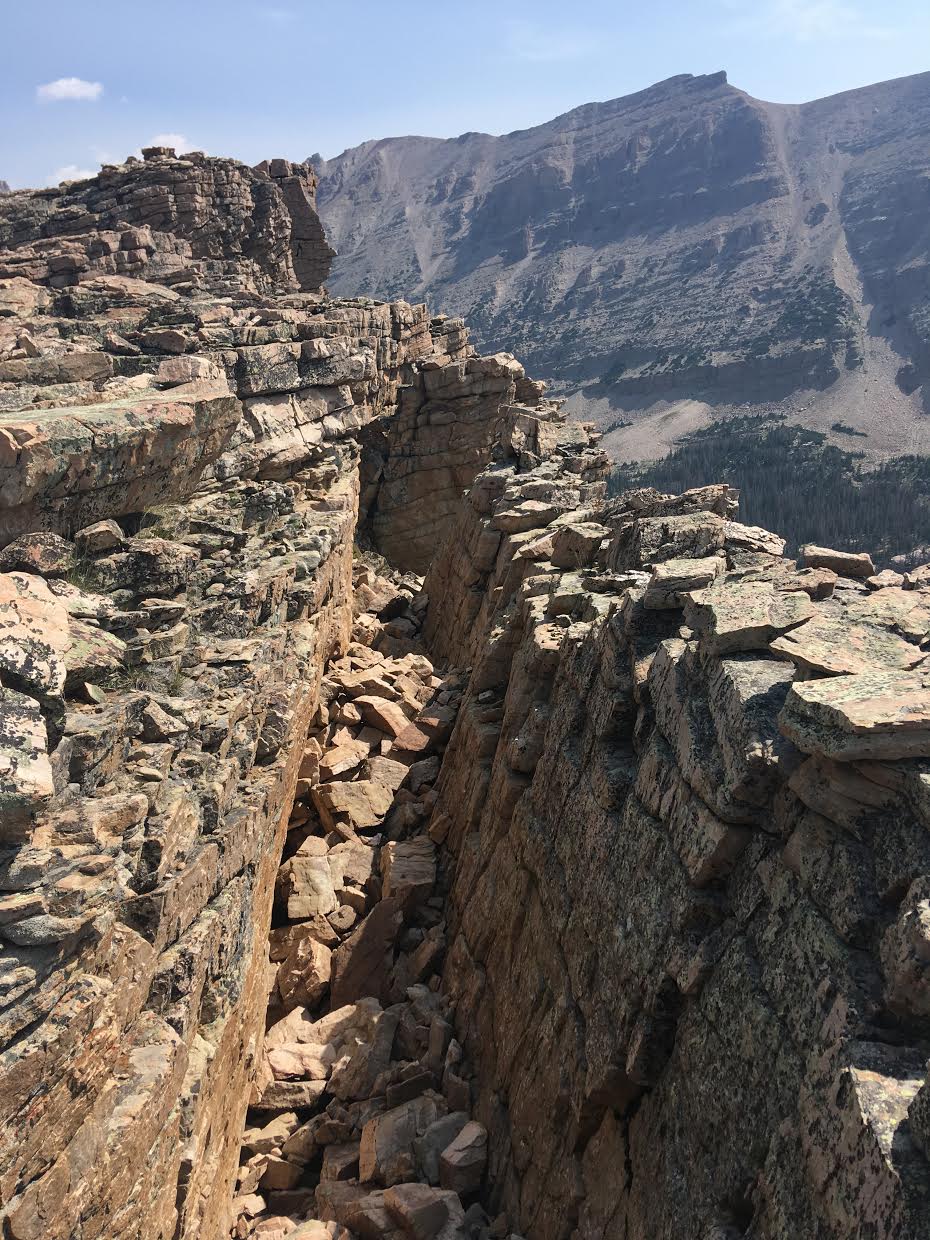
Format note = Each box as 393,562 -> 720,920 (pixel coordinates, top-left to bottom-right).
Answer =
0,145 -> 929,1240
315,70 -> 930,463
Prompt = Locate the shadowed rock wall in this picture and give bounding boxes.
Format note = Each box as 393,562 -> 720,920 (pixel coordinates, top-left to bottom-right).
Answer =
422,459 -> 930,1238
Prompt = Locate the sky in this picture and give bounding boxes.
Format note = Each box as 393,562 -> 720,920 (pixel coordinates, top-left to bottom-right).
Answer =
1,0 -> 929,189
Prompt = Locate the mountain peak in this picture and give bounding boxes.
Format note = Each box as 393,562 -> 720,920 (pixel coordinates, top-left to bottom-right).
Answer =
316,69 -> 930,465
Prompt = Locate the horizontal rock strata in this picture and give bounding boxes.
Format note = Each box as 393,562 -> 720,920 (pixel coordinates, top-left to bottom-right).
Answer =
0,156 -> 563,1239
0,148 -> 334,296
3,151 -> 930,1240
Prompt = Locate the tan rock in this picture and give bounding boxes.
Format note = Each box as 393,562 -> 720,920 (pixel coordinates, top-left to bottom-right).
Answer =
359,1093 -> 448,1186
330,898 -> 403,1006
313,779 -> 395,832
779,667 -> 930,760
381,839 -> 437,912
355,695 -> 414,737
282,854 -> 338,919
320,739 -> 370,780
384,1183 -> 466,1240
799,543 -> 875,578
259,1156 -> 303,1191
277,930 -> 332,1011
770,615 -> 926,676
439,1121 -> 487,1195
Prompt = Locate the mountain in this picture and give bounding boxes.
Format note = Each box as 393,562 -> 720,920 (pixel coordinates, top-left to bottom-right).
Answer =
314,70 -> 930,463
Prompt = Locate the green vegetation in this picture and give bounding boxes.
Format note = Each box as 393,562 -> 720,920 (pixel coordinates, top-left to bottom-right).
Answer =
773,270 -> 856,344
831,421 -> 868,438
607,414 -> 930,563
135,503 -> 186,540
64,555 -> 101,592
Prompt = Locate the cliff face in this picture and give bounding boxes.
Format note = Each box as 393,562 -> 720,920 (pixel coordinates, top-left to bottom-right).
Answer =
315,70 -> 930,458
0,148 -> 335,296
425,473 -> 930,1237
2,151 -> 930,1240
0,155 -> 539,1239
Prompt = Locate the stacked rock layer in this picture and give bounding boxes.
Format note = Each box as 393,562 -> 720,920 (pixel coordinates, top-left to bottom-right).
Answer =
1,152 -> 929,1240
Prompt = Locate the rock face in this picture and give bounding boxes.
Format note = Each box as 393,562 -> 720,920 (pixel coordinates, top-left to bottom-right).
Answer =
423,465 -> 930,1237
0,156 -> 550,1239
316,70 -> 930,455
3,151 -> 930,1240
0,148 -> 334,296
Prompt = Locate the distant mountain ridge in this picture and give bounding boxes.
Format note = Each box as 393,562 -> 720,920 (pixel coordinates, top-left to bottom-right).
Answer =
313,70 -> 930,462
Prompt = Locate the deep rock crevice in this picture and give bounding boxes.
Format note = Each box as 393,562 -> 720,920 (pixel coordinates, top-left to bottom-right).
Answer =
1,150 -> 930,1240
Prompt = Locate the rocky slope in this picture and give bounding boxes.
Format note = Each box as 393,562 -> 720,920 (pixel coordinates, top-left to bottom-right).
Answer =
1,149 -> 930,1240
315,70 -> 930,462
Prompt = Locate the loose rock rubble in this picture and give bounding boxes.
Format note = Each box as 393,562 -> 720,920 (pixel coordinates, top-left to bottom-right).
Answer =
229,566 -> 513,1240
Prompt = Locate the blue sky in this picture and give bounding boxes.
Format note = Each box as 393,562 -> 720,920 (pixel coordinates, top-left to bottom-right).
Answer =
2,0 -> 928,189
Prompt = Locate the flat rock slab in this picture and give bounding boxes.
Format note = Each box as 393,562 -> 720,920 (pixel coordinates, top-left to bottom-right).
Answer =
686,583 -> 815,654
770,616 -> 927,676
381,838 -> 437,912
799,543 -> 875,579
330,897 -> 402,1006
643,556 -> 723,609
354,694 -> 412,737
779,668 -> 930,760
320,739 -> 370,780
312,779 -> 395,831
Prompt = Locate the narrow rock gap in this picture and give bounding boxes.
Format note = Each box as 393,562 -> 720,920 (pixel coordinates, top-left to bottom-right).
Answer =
229,551 -> 511,1240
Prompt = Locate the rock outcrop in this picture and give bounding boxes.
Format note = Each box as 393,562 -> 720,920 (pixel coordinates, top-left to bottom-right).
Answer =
0,156 -> 546,1238
0,148 -> 334,296
424,466 -> 930,1237
2,151 -> 930,1240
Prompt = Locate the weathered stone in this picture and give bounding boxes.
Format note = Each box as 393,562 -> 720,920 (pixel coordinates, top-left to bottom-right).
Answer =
414,1114 -> 470,1186
312,779 -> 395,833
438,1122 -> 487,1196
780,668 -> 930,760
330,898 -> 403,1006
282,854 -> 338,919
799,543 -> 875,578
0,532 -> 75,576
642,555 -> 723,609
277,931 -> 333,1011
770,615 -> 926,676
686,581 -> 815,653
384,1183 -> 466,1240
359,1094 -> 448,1187
381,839 -> 437,913
355,695 -> 413,738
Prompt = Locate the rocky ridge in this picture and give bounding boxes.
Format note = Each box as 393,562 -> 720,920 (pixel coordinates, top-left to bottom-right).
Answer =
316,70 -> 930,459
0,148 -> 334,298
0,149 -> 930,1240
0,148 -> 553,1239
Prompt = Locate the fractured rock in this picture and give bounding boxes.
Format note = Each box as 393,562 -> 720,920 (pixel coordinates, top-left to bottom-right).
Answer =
330,898 -> 403,1006
779,668 -> 930,760
359,1093 -> 448,1186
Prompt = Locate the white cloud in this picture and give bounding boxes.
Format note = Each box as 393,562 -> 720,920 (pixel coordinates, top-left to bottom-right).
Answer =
720,0 -> 894,42
37,77 -> 104,103
47,164 -> 98,186
504,19 -> 599,63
